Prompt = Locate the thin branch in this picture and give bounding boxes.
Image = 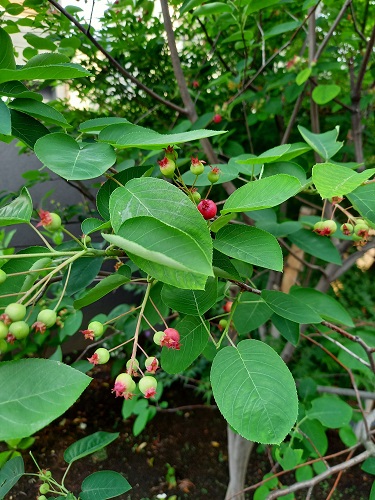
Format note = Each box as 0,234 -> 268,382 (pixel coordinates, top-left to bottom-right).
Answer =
319,332 -> 371,369
197,18 -> 234,76
281,91 -> 305,144
350,3 -> 367,43
354,22 -> 375,96
47,0 -> 186,115
315,0 -> 353,61
266,449 -> 371,499
278,238 -> 327,275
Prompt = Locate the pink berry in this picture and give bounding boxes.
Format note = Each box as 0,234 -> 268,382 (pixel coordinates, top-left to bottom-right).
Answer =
213,114 -> 222,123
197,199 -> 217,220
161,328 -> 181,350
145,356 -> 159,373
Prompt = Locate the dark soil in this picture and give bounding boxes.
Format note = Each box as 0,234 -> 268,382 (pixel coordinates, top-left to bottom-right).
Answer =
3,365 -> 373,500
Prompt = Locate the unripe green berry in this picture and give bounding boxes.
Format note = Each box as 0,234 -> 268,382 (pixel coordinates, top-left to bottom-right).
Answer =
153,331 -> 165,345
0,269 -> 7,284
5,303 -> 26,322
138,376 -> 158,398
9,321 -> 30,340
340,223 -> 354,235
45,213 -> 62,232
126,358 -> 139,372
38,496 -> 47,500
145,356 -> 159,373
190,157 -> 205,176
355,219 -> 366,225
158,157 -> 176,178
115,373 -> 136,393
0,321 -> 8,339
88,321 -> 104,339
207,167 -> 220,184
39,483 -> 50,494
37,309 -> 57,328
52,231 -> 64,245
0,338 -> 7,354
191,191 -> 201,204
219,319 -> 228,329
354,223 -> 369,236
95,348 -> 110,364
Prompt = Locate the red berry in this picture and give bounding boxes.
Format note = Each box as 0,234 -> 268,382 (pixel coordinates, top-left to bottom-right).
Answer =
192,80 -> 199,88
213,114 -> 222,123
197,199 -> 217,220
223,301 -> 233,313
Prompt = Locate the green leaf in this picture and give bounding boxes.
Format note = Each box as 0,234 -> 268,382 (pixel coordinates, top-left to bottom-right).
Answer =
245,0 -> 280,14
210,213 -> 235,233
0,187 -> 32,226
64,431 -> 119,464
8,98 -> 71,128
289,287 -> 354,327
24,33 -> 56,51
58,309 -> 83,340
0,62 -> 91,84
24,52 -> 69,67
295,464 -> 313,482
0,27 -> 16,70
261,290 -> 322,324
0,456 -> 24,498
73,271 -> 131,310
161,277 -> 217,315
362,458 -> 375,475
0,359 -> 91,440
0,247 -> 51,307
264,21 -> 301,39
0,99 -> 11,135
271,314 -> 300,345
80,470 -> 131,500
212,249 -> 242,281
161,316 -> 209,374
298,125 -> 343,161
79,117 -> 130,133
211,339 -> 298,444
296,68 -> 311,86
288,229 -> 342,265
99,122 -> 226,150
63,257 -> 104,295
237,145 -> 291,165
262,162 -> 306,185
299,419 -> 328,456
213,225 -> 283,271
307,396 -> 353,428
347,183 -> 375,224
103,217 -> 213,290
312,84 -> 340,105
193,2 -> 233,15
97,166 -> 152,221
339,425 -> 357,447
10,109 -> 49,148
34,133 -> 116,180
232,293 -> 273,334
109,178 -> 212,269
81,217 -> 111,235
222,175 -> 301,213
312,163 -> 375,199
0,80 -> 43,101
180,0 -> 205,15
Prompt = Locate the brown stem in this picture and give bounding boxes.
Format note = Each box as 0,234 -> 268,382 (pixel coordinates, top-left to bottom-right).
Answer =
47,0 -> 186,115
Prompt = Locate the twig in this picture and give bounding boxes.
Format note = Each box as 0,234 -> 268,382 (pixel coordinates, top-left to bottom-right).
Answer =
349,3 -> 367,43
266,449 -> 371,499
47,0 -> 186,115
354,23 -> 375,96
278,238 -> 327,274
315,0 -> 353,60
319,332 -> 371,369
325,449 -> 355,500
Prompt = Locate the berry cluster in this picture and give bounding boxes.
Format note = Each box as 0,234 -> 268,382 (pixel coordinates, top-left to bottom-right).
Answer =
0,301 -> 58,353
313,218 -> 370,245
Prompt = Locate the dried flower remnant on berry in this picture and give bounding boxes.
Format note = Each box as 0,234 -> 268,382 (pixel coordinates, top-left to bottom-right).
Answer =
81,328 -> 95,340
32,321 -> 47,334
112,373 -> 136,399
37,209 -> 53,227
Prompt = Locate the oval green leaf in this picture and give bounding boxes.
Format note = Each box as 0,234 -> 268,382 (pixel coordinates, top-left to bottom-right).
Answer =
213,225 -> 283,271
307,396 -> 353,428
161,277 -> 217,315
34,133 -> 116,180
0,456 -> 24,498
222,175 -> 301,214
232,293 -> 273,335
261,290 -> 322,324
64,431 -> 119,464
211,339 -> 298,444
312,84 -> 341,105
80,470 -> 131,500
0,359 -> 91,440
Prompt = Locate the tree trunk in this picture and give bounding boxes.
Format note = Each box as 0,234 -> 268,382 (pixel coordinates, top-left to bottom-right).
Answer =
225,426 -> 255,500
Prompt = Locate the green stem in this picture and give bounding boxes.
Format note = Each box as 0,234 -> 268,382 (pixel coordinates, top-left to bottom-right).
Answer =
54,262 -> 72,312
199,314 -> 217,347
20,249 -> 87,306
127,280 -> 153,374
62,227 -> 85,247
103,305 -> 141,325
217,292 -> 242,348
27,222 -> 55,251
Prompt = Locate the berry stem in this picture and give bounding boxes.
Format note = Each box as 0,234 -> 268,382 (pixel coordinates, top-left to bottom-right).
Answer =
108,336 -> 134,353
149,296 -> 168,328
61,227 -> 85,248
53,262 -> 72,312
136,342 -> 149,358
141,313 -> 158,332
198,314 -> 218,347
128,280 -> 153,374
217,292 -> 242,348
27,222 -> 55,251
103,305 -> 141,325
205,184 -> 213,199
